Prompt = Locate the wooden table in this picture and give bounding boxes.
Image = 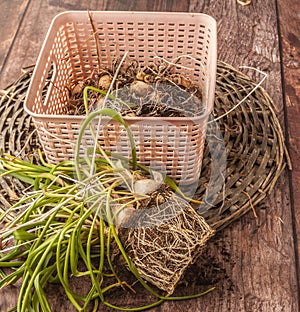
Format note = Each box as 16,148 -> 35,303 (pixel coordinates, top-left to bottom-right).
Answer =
0,1 -> 299,311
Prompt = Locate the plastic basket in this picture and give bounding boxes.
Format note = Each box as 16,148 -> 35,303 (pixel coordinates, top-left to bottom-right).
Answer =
24,11 -> 217,184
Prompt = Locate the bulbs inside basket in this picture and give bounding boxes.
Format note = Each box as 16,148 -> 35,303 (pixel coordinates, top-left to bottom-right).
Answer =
65,59 -> 204,118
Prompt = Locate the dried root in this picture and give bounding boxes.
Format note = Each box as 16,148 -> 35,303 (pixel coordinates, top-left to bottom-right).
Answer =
120,192 -> 215,294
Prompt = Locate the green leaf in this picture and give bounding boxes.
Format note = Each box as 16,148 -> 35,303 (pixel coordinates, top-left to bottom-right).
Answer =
75,107 -> 137,181
13,229 -> 37,241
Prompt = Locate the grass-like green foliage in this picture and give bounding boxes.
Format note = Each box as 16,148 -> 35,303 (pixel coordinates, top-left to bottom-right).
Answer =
0,86 -> 213,311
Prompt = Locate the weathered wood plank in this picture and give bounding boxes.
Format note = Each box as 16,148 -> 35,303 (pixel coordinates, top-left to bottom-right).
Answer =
103,0 -> 189,11
186,1 -> 298,311
191,0 -> 282,106
0,0 -> 30,88
277,0 -> 300,302
0,0 -> 298,311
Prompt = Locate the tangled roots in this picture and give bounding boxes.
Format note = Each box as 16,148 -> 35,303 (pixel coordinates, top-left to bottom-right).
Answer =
121,194 -> 215,294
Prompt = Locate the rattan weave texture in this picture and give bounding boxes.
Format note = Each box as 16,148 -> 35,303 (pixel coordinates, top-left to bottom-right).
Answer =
197,62 -> 290,230
0,61 -> 289,230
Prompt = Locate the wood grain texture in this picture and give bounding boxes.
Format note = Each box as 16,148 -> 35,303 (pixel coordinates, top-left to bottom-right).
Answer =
190,0 -> 283,108
277,0 -> 300,302
0,0 -> 30,87
0,0 -> 298,311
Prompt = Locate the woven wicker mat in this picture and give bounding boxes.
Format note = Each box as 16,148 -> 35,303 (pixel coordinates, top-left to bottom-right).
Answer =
0,61 -> 290,231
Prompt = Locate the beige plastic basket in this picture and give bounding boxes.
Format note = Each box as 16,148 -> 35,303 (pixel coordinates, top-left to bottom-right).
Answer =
24,11 -> 217,184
